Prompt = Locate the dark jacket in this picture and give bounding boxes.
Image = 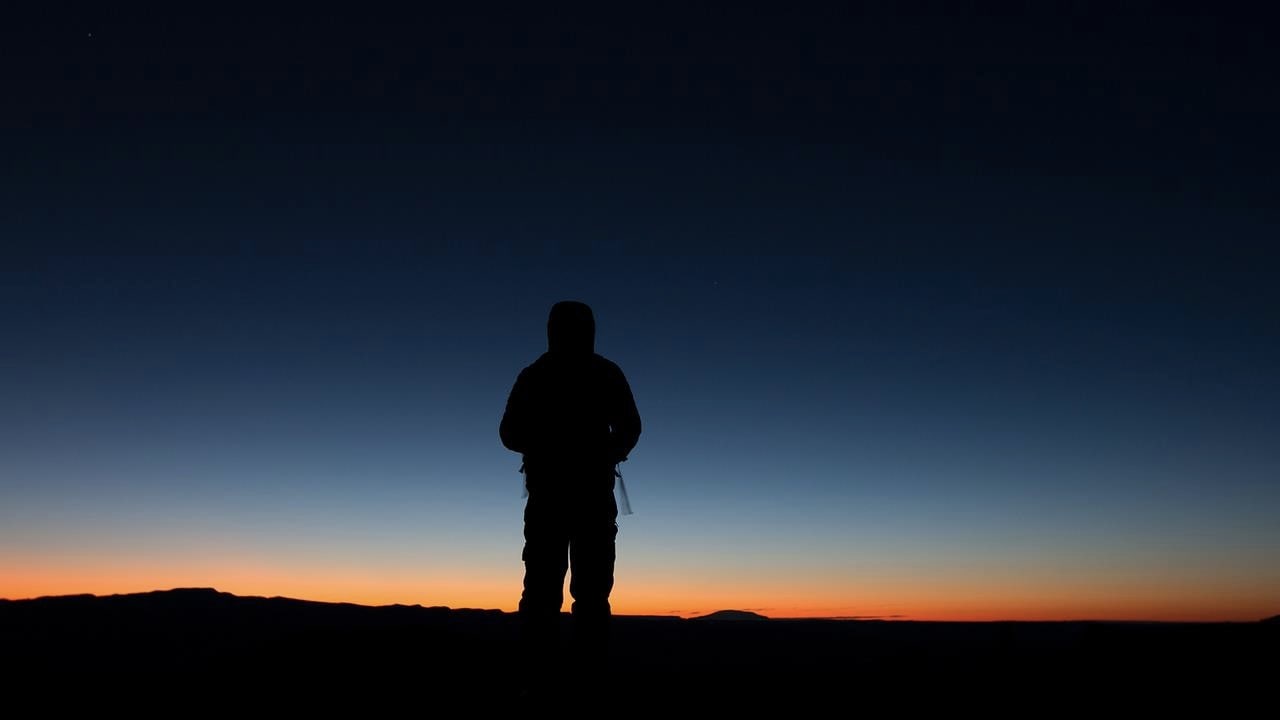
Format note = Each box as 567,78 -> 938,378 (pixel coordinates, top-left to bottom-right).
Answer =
500,302 -> 641,491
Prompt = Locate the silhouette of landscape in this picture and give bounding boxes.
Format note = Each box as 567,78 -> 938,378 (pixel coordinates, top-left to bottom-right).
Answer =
3,588 -> 1272,705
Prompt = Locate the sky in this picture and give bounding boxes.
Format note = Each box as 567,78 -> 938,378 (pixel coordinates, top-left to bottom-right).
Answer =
2,6 -> 1277,620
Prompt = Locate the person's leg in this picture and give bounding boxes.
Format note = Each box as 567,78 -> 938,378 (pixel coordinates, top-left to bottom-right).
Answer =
568,504 -> 618,667
519,495 -> 569,672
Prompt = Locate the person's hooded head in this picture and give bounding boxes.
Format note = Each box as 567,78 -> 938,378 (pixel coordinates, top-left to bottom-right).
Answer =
547,300 -> 595,355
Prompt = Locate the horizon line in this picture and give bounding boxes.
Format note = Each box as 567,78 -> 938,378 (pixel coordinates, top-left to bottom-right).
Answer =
4,586 -> 1273,624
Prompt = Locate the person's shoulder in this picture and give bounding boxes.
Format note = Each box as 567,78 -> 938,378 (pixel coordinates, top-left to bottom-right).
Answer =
591,353 -> 627,377
519,353 -> 553,376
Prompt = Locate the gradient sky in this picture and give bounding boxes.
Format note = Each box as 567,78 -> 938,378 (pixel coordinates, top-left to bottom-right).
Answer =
3,7 -> 1277,620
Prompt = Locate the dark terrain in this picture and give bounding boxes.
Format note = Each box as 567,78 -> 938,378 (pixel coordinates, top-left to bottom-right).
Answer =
2,588 -> 1272,707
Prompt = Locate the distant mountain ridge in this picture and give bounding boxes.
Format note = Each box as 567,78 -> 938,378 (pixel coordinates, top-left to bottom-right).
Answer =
692,609 -> 769,621
1,588 -> 766,622
4,590 -> 1276,624
3,586 -> 476,612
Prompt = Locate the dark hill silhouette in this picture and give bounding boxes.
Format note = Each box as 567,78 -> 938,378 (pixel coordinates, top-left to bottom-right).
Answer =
693,609 -> 769,621
1,588 -> 1272,707
1262,614 -> 1280,623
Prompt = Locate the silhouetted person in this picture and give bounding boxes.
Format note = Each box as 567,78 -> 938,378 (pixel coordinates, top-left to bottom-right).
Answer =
500,300 -> 641,677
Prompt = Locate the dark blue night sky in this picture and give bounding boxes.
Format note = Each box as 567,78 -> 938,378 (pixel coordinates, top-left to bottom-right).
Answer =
3,6 -> 1276,618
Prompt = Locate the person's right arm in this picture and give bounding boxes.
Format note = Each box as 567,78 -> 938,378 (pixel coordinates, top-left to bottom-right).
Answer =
499,368 -> 532,455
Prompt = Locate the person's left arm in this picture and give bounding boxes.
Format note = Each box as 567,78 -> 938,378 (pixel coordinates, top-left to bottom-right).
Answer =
607,366 -> 641,463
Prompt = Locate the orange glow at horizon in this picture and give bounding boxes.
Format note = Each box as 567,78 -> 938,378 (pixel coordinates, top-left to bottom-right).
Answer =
3,557 -> 1275,622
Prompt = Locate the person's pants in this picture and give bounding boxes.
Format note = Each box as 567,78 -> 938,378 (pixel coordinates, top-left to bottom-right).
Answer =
519,489 -> 618,665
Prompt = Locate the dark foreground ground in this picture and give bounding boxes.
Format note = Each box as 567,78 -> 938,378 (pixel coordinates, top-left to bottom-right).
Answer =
2,588 -> 1273,709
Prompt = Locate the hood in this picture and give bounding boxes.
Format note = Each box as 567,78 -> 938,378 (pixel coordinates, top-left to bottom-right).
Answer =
547,300 -> 595,355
